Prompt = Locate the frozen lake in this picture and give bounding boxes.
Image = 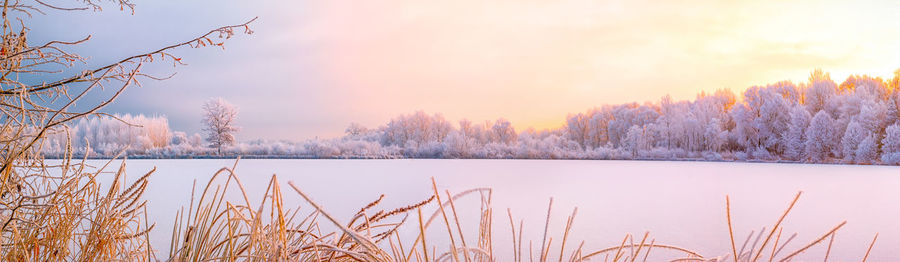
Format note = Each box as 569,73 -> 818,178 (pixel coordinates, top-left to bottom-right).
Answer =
99,159 -> 898,260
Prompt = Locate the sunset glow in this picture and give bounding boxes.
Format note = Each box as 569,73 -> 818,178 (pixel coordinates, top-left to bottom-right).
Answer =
12,0 -> 900,260
38,0 -> 900,139
292,0 -> 900,135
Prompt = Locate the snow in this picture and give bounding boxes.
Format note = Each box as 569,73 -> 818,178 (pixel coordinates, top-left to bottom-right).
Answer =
38,71 -> 900,165
102,159 -> 900,260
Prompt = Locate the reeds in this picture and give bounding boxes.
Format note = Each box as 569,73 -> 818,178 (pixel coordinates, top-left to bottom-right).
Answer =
3,146 -> 879,262
164,161 -> 879,262
1,152 -> 155,260
0,1 -> 258,260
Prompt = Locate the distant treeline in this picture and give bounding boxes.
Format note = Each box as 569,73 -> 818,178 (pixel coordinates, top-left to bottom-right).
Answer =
40,69 -> 900,164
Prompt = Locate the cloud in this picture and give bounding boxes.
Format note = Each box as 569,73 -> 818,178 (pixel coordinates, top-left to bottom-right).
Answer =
22,0 -> 900,140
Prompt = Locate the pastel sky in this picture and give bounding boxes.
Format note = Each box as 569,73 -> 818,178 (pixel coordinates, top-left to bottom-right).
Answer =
27,0 -> 900,140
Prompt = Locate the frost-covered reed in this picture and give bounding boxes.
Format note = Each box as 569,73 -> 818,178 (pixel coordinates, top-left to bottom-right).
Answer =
164,160 -> 878,261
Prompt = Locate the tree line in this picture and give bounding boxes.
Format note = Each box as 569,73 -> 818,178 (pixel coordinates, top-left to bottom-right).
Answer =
42,69 -> 900,164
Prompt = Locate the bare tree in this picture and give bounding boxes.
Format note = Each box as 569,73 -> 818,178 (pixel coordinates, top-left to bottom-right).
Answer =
202,97 -> 239,155
0,0 -> 254,259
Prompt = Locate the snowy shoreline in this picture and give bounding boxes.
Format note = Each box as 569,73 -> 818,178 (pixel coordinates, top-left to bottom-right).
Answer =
44,155 -> 897,167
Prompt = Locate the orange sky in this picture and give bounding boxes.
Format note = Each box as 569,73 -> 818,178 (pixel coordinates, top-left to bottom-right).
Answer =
289,0 -> 900,134
63,0 -> 900,139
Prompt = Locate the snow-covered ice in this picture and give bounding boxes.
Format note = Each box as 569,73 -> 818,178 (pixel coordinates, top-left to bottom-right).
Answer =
86,159 -> 900,260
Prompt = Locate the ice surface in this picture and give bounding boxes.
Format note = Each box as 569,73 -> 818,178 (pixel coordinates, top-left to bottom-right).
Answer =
92,159 -> 900,260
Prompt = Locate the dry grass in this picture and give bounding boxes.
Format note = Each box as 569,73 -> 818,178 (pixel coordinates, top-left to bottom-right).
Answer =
0,0 -> 888,260
160,160 -> 879,262
165,158 -> 437,261
0,1 -> 882,261
0,154 -> 156,261
1,0 -> 256,260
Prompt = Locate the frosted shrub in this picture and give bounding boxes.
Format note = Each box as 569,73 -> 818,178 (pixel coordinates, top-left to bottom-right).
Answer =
751,146 -> 777,161
584,146 -> 617,159
305,140 -> 341,158
443,131 -> 474,158
41,69 -> 900,165
337,140 -> 387,158
702,151 -> 724,161
734,151 -> 749,161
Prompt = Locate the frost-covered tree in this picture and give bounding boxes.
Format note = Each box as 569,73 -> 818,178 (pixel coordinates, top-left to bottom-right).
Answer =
491,118 -> 517,144
203,97 -> 240,155
804,110 -> 835,162
381,111 -> 452,147
586,109 -> 611,148
565,113 -> 590,147
743,86 -> 791,154
45,67 -> 900,164
857,100 -> 889,134
880,123 -> 900,164
804,69 -> 838,114
891,69 -> 900,90
841,121 -> 867,162
886,93 -> 900,126
623,125 -> 650,158
40,114 -> 175,157
656,95 -> 685,149
856,135 -> 878,164
703,118 -> 726,152
783,105 -> 811,160
769,81 -> 801,104
443,131 -> 472,158
345,123 -> 368,137
839,75 -> 888,98
729,103 -> 756,152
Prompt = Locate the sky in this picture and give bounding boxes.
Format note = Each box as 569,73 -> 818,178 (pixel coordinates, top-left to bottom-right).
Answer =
23,0 -> 900,140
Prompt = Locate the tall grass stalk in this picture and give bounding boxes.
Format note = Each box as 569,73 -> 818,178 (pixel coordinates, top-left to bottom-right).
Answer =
166,165 -> 876,261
